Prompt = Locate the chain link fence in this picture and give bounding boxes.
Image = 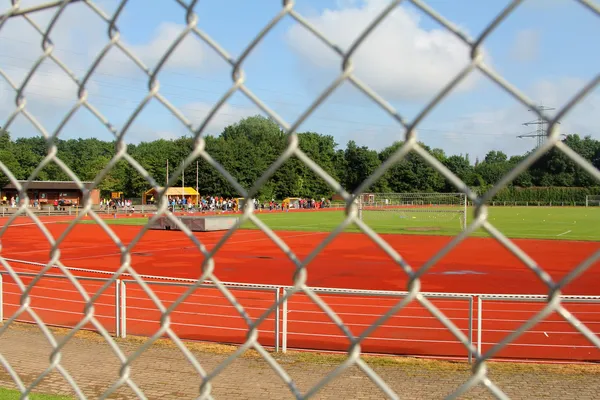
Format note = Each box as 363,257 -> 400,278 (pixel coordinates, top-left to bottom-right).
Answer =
1,0 -> 599,399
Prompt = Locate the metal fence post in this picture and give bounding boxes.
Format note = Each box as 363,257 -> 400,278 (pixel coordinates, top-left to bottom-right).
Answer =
121,281 -> 127,338
0,273 -> 3,322
275,288 -> 280,352
468,295 -> 473,364
477,296 -> 483,356
282,288 -> 288,353
115,280 -> 121,337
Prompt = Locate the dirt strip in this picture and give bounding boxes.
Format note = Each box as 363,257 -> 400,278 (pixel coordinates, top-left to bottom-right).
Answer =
1,323 -> 599,399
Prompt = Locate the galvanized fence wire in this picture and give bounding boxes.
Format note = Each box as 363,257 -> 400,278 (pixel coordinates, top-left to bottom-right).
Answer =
0,0 -> 599,398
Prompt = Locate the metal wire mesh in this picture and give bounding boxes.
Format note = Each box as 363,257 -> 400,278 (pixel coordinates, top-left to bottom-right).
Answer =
0,0 -> 599,399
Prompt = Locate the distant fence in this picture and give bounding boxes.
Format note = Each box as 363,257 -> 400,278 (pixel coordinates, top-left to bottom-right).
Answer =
0,204 -> 158,217
1,271 -> 599,363
2,200 -> 594,218
468,201 -> 592,207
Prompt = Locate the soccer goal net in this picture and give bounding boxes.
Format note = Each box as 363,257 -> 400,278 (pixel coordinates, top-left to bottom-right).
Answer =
357,192 -> 467,233
586,195 -> 600,207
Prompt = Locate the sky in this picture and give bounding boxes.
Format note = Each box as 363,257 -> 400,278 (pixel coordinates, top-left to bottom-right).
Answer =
0,0 -> 598,162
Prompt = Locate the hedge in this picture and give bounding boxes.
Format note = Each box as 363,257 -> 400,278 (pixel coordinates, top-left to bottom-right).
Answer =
472,186 -> 600,204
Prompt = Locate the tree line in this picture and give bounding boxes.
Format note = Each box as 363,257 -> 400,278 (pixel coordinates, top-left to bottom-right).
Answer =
1,116 -> 599,203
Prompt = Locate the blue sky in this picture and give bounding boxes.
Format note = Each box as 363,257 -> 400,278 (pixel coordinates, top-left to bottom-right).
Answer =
1,0 -> 598,161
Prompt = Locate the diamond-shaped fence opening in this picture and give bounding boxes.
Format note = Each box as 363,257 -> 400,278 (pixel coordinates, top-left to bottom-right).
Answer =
1,0 -> 600,399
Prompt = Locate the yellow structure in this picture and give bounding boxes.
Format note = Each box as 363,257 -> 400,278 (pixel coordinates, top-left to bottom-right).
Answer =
142,187 -> 200,205
235,197 -> 245,211
282,197 -> 300,209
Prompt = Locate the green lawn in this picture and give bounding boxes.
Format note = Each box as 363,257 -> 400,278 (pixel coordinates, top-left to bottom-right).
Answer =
0,387 -> 73,400
75,206 -> 600,241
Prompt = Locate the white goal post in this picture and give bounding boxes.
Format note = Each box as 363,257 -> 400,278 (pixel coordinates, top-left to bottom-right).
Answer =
357,192 -> 468,232
585,195 -> 600,207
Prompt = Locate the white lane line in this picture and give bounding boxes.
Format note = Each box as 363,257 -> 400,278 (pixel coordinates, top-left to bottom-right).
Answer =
556,230 -> 572,237
1,221 -> 66,228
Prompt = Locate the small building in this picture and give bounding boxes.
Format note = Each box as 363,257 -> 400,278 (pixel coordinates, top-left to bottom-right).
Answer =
1,180 -> 101,206
142,187 -> 200,205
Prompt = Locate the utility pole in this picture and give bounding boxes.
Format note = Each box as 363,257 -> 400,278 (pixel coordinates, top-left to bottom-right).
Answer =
517,104 -> 556,149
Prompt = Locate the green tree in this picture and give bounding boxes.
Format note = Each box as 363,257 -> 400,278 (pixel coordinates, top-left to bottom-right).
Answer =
484,150 -> 507,164
1,119 -> 598,201
443,154 -> 473,189
0,130 -> 21,188
593,147 -> 600,170
343,140 -> 381,192
219,116 -> 285,196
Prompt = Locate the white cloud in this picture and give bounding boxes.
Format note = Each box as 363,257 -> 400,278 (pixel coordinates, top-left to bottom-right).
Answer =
123,101 -> 260,144
285,0 -> 481,102
0,1 -> 115,131
183,102 -> 261,136
430,77 -> 600,159
531,77 -> 600,137
510,29 -> 540,63
0,1 -> 222,141
333,76 -> 600,161
102,21 -> 216,75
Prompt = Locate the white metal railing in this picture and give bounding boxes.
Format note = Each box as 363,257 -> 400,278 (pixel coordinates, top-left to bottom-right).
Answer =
0,205 -> 157,217
477,294 -> 600,361
1,271 -> 599,364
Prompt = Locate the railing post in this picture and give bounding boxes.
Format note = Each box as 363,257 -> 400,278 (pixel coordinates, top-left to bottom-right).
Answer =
275,288 -> 280,352
468,295 -> 473,364
121,281 -> 127,338
0,273 -> 3,322
282,288 -> 288,353
477,296 -> 483,356
115,280 -> 121,337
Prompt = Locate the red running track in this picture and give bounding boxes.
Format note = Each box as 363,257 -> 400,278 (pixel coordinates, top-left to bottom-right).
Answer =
1,215 -> 599,362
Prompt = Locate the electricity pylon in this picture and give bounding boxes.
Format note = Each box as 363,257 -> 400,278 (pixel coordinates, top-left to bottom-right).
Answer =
517,104 -> 558,148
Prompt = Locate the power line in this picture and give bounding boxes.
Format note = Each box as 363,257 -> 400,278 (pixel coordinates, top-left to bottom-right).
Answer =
0,83 -> 515,138
0,53 -> 539,140
0,54 -> 548,138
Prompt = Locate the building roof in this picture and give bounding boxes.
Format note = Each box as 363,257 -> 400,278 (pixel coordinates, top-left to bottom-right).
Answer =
145,187 -> 200,196
3,180 -> 96,190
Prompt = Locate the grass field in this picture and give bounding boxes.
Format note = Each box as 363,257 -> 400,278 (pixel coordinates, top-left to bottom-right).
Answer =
75,206 -> 600,241
0,388 -> 72,400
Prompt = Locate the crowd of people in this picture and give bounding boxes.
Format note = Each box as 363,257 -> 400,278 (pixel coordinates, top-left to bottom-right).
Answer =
100,198 -> 134,210
1,195 -> 19,208
297,198 -> 332,209
99,198 -> 136,214
2,195 -> 66,210
159,196 -> 333,213
3,193 -> 334,213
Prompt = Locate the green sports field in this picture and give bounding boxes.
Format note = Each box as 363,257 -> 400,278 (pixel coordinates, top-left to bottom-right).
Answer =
0,387 -> 72,400
80,207 -> 600,241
